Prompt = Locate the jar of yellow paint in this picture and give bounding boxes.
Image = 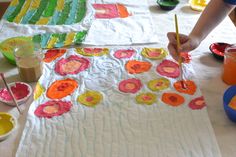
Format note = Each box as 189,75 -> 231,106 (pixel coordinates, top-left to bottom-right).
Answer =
189,0 -> 209,11
0,112 -> 17,141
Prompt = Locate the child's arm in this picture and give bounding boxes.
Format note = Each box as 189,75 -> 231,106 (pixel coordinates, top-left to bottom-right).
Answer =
167,0 -> 236,60
189,0 -> 235,43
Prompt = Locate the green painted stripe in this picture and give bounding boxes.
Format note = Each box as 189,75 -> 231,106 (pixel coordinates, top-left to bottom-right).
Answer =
28,0 -> 49,24
40,33 -> 52,48
32,30 -> 87,49
51,33 -> 59,38
32,34 -> 42,44
74,31 -> 87,44
48,11 -> 60,25
58,33 -> 67,42
3,5 -> 17,20
55,33 -> 67,47
65,0 -> 78,24
56,1 -> 72,25
42,0 -> 57,17
75,0 -> 86,23
21,9 -> 35,24
7,0 -> 26,22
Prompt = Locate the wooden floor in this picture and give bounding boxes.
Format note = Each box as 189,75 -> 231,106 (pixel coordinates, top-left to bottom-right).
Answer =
0,2 -> 10,19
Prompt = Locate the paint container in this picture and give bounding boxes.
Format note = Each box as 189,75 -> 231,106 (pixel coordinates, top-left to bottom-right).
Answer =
14,43 -> 44,82
209,42 -> 231,61
223,85 -> 236,122
0,82 -> 32,106
0,112 -> 17,141
222,45 -> 236,85
189,0 -> 209,11
0,37 -> 33,65
156,0 -> 179,11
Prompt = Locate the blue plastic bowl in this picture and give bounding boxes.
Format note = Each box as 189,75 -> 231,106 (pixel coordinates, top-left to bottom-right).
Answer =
223,85 -> 236,122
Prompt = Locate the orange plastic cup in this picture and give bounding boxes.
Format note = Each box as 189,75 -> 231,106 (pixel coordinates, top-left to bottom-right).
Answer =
222,45 -> 236,85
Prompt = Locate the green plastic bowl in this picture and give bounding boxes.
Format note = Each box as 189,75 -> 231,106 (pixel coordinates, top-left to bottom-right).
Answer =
0,37 -> 33,65
157,0 -> 179,10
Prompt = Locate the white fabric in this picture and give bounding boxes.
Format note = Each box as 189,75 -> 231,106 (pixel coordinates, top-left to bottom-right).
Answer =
1,0 -> 236,157
0,0 -> 95,40
15,47 -> 221,157
0,0 -> 158,45
84,0 -> 158,45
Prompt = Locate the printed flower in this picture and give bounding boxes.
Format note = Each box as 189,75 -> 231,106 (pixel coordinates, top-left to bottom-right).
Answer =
76,48 -> 109,57
180,52 -> 191,63
147,78 -> 170,91
125,60 -> 152,74
34,100 -> 72,118
93,4 -> 129,19
46,78 -> 78,99
114,49 -> 135,59
43,49 -> 67,63
156,60 -> 180,78
77,91 -> 103,107
116,4 -> 130,18
119,78 -> 142,94
174,80 -> 197,95
229,96 -> 236,110
162,92 -> 185,107
188,96 -> 206,110
34,83 -> 45,100
55,55 -> 90,76
141,48 -> 167,60
136,92 -> 157,105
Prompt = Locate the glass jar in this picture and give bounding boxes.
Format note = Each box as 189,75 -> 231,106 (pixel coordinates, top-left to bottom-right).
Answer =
14,43 -> 44,82
222,45 -> 236,85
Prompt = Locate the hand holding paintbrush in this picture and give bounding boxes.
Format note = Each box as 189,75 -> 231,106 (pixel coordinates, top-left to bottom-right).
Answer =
174,14 -> 186,89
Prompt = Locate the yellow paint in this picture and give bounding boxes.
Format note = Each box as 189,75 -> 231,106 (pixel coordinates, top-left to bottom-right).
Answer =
64,32 -> 75,46
36,17 -> 50,25
56,0 -> 65,11
147,78 -> 170,92
14,0 -> 31,23
189,0 -> 208,11
136,93 -> 157,105
31,0 -> 41,9
0,113 -> 15,136
34,83 -> 45,100
10,0 -> 19,6
77,91 -> 103,107
141,48 -> 167,60
47,36 -> 58,49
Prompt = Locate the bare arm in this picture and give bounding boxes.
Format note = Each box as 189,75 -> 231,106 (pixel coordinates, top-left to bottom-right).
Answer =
167,0 -> 236,60
189,0 -> 235,43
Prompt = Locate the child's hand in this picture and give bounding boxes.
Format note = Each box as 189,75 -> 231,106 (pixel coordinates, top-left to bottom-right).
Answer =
167,32 -> 200,61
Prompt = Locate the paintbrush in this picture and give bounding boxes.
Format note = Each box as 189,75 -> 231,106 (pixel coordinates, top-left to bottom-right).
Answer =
174,14 -> 186,89
0,73 -> 22,114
